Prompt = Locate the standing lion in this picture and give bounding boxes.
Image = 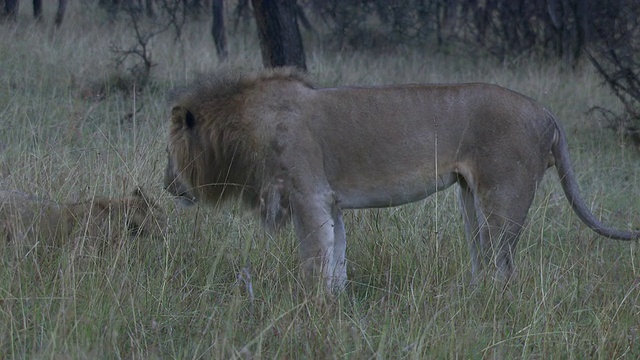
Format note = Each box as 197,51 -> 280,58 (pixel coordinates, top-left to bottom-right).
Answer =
164,67 -> 639,293
0,187 -> 167,249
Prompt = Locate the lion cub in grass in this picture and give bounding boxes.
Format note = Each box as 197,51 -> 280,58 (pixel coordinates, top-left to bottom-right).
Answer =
0,187 -> 167,248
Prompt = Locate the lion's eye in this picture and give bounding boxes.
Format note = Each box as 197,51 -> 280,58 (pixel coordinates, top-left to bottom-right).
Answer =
185,110 -> 196,129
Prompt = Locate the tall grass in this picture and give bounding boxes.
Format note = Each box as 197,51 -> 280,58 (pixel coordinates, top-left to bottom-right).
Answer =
0,3 -> 639,359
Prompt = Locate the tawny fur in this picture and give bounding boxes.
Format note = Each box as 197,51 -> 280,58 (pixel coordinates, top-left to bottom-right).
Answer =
164,67 -> 639,292
0,187 -> 167,247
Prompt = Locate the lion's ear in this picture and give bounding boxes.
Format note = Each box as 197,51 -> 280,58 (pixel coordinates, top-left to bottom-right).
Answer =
92,197 -> 112,212
171,106 -> 196,130
131,186 -> 152,205
131,186 -> 145,200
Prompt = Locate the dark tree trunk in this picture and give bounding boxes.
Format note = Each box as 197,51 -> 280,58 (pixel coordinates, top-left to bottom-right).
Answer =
4,0 -> 19,20
573,0 -> 592,63
54,0 -> 68,27
251,0 -> 306,71
211,0 -> 228,60
33,0 -> 42,20
145,0 -> 155,18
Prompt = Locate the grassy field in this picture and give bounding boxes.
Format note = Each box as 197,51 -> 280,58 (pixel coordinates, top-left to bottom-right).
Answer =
1,3 -> 639,359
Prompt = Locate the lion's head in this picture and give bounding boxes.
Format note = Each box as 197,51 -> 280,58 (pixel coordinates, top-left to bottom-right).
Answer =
80,187 -> 168,240
164,68 -> 310,227
1,187 -> 167,246
103,187 -> 167,238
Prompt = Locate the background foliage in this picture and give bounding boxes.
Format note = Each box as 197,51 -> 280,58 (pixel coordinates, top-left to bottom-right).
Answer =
304,0 -> 640,143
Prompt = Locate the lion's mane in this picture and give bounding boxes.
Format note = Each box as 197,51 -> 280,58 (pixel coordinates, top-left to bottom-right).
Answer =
166,67 -> 312,225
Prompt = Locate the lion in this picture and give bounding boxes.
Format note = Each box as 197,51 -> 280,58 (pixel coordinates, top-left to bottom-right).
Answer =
164,67 -> 639,293
0,187 -> 167,248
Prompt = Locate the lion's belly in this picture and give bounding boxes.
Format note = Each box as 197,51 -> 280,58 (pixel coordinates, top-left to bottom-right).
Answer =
331,172 -> 457,209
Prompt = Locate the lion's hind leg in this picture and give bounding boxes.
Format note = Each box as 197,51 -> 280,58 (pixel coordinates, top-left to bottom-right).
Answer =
457,169 -> 538,283
474,179 -> 538,282
457,180 -> 483,284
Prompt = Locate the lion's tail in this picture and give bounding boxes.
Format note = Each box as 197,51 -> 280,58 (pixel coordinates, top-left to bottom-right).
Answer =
550,112 -> 640,241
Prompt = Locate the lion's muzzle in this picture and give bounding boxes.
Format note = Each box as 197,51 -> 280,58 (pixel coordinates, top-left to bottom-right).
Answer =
164,154 -> 197,207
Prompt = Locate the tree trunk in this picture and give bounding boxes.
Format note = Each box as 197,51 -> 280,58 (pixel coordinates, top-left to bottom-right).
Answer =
54,0 -> 68,27
251,0 -> 306,71
211,0 -> 228,60
4,0 -> 19,20
33,0 -> 42,20
145,0 -> 155,18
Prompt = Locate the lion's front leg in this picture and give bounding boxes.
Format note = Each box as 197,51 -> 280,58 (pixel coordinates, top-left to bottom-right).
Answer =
291,189 -> 345,293
332,207 -> 347,292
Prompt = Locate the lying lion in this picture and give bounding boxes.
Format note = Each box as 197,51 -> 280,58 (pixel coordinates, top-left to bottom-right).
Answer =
164,67 -> 639,293
0,187 -> 167,248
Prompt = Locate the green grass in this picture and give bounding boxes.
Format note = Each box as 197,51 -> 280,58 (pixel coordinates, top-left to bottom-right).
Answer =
1,3 -> 639,359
